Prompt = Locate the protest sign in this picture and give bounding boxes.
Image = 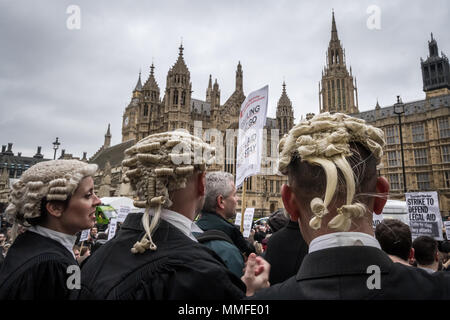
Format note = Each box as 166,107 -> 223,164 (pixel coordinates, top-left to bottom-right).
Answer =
107,218 -> 118,240
406,192 -> 443,240
235,85 -> 268,189
372,213 -> 384,230
444,221 -> 450,241
234,208 -> 255,238
79,229 -> 90,242
118,205 -> 131,223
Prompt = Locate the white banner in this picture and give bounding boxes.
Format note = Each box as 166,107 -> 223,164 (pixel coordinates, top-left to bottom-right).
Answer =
444,221 -> 450,241
234,208 -> 255,238
235,85 -> 269,189
80,229 -> 90,242
107,218 -> 118,241
406,192 -> 443,241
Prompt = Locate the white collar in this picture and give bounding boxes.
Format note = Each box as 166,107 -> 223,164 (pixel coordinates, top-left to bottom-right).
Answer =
28,225 -> 77,259
309,232 -> 381,254
418,266 -> 436,274
152,208 -> 203,242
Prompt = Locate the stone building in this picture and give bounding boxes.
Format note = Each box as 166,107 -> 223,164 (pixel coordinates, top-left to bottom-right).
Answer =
91,45 -> 295,217
317,16 -> 450,217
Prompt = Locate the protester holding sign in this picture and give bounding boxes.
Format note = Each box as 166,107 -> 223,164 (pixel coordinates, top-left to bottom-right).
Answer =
74,131 -> 268,299
246,112 -> 450,299
0,160 -> 100,299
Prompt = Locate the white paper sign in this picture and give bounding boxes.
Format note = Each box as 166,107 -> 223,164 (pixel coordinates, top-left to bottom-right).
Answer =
80,229 -> 90,242
406,192 -> 443,241
117,206 -> 131,223
235,85 -> 269,189
444,221 -> 450,241
234,208 -> 255,238
372,213 -> 384,230
107,218 -> 118,241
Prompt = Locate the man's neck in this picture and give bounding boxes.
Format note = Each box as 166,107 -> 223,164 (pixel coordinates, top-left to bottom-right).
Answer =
418,262 -> 438,272
170,202 -> 197,221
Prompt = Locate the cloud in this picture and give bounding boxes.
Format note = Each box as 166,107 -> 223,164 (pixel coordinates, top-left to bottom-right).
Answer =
0,0 -> 448,159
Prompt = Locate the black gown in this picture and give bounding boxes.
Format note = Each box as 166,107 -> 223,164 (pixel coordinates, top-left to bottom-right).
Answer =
73,212 -> 246,300
0,231 -> 78,300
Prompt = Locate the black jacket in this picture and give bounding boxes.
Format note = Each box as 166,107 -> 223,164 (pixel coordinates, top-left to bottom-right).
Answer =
197,211 -> 255,256
264,220 -> 308,285
73,212 -> 246,300
0,231 -> 77,300
249,246 -> 450,299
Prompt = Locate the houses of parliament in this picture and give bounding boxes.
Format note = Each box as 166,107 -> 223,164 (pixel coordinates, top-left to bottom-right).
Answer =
1,12 -> 449,218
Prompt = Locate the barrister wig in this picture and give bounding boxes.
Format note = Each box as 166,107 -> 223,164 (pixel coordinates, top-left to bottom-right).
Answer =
278,112 -> 385,232
122,130 -> 215,253
5,160 -> 98,239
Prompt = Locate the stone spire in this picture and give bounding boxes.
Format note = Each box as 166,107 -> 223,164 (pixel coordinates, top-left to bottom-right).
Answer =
276,81 -> 294,136
236,61 -> 243,92
104,123 -> 111,148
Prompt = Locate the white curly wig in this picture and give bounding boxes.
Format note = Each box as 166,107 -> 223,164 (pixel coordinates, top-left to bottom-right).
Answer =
5,160 -> 98,238
122,130 -> 215,253
278,112 -> 385,232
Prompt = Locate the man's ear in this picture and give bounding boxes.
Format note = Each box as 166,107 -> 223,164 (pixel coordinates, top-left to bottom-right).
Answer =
46,202 -> 65,218
216,195 -> 225,210
197,171 -> 206,197
373,176 -> 390,215
281,184 -> 300,221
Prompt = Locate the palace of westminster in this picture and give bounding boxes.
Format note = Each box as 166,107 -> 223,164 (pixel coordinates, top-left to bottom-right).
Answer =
1,13 -> 449,218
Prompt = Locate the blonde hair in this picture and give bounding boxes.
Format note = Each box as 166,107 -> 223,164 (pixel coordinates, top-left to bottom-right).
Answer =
278,112 -> 385,231
122,130 -> 215,253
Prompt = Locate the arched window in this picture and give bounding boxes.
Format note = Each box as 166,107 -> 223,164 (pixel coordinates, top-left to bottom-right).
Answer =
143,104 -> 148,116
181,91 -> 186,105
173,90 -> 178,105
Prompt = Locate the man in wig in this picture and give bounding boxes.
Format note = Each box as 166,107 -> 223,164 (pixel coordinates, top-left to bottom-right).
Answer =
247,112 -> 450,299
74,130 -> 268,299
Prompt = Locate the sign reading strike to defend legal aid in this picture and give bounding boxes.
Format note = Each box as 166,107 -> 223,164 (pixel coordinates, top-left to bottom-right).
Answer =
406,192 -> 444,241
236,85 -> 268,188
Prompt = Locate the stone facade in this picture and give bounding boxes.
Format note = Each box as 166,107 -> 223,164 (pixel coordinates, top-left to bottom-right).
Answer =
92,45 -> 295,218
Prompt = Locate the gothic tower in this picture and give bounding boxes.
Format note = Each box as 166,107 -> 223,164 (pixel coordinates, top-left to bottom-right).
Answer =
104,123 -> 111,148
141,63 -> 161,136
319,11 -> 359,114
122,72 -> 142,142
276,82 -> 294,137
421,33 -> 450,98
163,44 -> 192,132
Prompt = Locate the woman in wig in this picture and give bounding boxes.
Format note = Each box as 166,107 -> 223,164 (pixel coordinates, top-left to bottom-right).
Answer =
0,160 -> 100,299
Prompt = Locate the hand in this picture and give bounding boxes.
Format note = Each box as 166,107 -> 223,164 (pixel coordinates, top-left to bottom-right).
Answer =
241,253 -> 270,296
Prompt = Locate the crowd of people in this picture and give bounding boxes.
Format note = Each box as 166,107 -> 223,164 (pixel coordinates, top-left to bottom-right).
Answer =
0,112 -> 449,300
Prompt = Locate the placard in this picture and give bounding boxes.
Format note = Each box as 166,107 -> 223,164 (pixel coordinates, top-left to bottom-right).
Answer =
234,208 -> 255,238
406,192 -> 443,240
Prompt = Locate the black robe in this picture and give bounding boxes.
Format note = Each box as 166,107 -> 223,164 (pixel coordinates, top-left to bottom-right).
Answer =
264,220 -> 308,285
73,212 -> 246,300
0,231 -> 77,300
248,245 -> 450,299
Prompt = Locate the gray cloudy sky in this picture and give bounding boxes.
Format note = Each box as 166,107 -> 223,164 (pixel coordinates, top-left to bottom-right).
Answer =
0,0 -> 448,160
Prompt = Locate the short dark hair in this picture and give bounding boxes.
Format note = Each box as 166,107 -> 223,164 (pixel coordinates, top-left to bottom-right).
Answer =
375,219 -> 412,261
413,236 -> 438,266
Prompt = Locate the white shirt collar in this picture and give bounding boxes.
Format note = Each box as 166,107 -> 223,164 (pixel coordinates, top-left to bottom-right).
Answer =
151,208 -> 203,242
418,266 -> 436,274
28,225 -> 77,258
309,232 -> 381,254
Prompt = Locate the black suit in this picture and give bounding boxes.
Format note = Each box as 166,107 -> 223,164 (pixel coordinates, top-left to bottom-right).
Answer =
264,220 -> 308,285
249,246 -> 450,299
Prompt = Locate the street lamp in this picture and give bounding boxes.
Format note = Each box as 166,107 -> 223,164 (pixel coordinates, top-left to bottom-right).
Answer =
52,137 -> 60,160
393,96 -> 407,194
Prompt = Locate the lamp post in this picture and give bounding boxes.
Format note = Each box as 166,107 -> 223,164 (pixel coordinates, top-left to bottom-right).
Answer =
393,96 -> 407,194
52,137 -> 60,160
